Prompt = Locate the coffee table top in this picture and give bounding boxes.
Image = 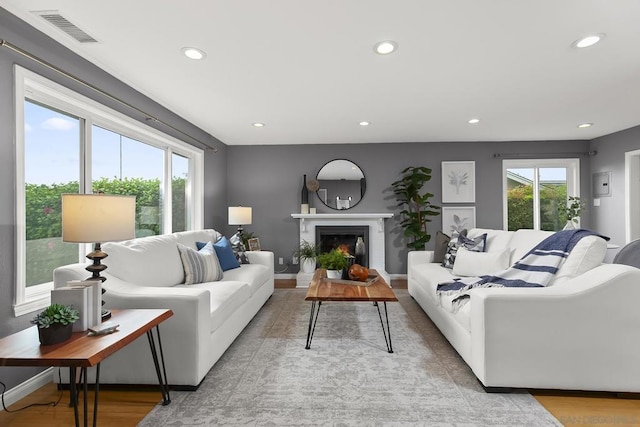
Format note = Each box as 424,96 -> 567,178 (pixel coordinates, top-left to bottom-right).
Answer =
305,269 -> 398,302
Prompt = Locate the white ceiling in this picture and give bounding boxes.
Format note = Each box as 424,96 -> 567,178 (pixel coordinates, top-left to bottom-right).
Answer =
3,0 -> 640,146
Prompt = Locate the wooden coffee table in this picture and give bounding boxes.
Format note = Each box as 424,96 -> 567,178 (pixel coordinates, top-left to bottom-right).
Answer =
304,268 -> 398,353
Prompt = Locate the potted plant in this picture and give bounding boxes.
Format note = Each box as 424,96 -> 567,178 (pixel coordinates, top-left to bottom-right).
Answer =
391,166 -> 441,250
558,196 -> 585,230
295,240 -> 319,273
317,248 -> 350,279
31,303 -> 79,345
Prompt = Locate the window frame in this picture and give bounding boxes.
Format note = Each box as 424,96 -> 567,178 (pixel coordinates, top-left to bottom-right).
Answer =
502,158 -> 580,231
14,65 -> 204,316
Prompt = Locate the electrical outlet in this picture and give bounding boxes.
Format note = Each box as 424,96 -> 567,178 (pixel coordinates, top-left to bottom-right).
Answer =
292,256 -> 299,265
278,257 -> 284,265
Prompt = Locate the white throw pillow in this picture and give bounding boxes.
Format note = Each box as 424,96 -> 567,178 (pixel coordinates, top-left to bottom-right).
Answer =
452,247 -> 510,277
550,235 -> 607,285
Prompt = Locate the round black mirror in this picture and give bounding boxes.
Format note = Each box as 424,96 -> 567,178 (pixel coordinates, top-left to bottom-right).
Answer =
315,159 -> 366,210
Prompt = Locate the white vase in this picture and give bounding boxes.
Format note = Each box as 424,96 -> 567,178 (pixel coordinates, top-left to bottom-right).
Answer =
301,258 -> 316,273
326,269 -> 342,279
563,220 -> 576,230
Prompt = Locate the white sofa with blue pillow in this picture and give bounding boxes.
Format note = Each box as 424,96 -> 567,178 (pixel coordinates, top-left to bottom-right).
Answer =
408,228 -> 640,392
53,229 -> 274,389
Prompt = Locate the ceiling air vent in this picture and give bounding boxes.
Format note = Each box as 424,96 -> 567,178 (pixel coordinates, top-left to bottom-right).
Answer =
32,10 -> 98,43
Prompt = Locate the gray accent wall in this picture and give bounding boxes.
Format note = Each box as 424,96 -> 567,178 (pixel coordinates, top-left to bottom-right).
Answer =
0,8 -> 226,390
590,125 -> 640,258
227,140 -> 592,276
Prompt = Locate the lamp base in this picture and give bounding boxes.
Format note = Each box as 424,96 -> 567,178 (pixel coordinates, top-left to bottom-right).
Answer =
85,242 -> 111,322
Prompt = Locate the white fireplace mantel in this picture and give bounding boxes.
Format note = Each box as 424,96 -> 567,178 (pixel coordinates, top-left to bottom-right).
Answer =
291,212 -> 393,287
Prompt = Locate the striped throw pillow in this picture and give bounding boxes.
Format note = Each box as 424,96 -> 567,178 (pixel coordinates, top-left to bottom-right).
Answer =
177,242 -> 223,285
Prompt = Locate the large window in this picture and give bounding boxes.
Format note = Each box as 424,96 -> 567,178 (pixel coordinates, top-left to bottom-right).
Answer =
15,66 -> 204,316
502,159 -> 580,231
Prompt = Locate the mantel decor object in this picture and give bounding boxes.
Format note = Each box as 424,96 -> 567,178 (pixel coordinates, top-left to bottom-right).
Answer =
301,174 -> 309,214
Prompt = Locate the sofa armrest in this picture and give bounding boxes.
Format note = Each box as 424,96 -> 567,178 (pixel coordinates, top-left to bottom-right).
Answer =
246,251 -> 275,275
469,263 -> 640,391
407,251 -> 435,271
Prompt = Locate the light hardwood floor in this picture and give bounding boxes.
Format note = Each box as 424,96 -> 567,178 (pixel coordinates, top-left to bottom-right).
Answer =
1,280 -> 638,426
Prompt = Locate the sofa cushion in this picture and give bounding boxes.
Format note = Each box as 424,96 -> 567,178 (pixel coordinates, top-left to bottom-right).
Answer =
452,247 -> 511,277
468,228 -> 514,253
550,235 -> 607,285
443,232 -> 487,269
508,229 -> 554,263
221,264 -> 271,295
177,280 -> 251,333
103,234 -> 183,287
177,242 -> 223,285
174,229 -> 222,248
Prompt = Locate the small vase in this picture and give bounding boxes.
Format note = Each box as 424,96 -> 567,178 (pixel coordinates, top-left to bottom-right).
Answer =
38,323 -> 73,346
563,220 -> 576,230
326,269 -> 342,279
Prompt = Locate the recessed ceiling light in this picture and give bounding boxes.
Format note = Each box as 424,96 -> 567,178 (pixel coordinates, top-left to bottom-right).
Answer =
359,121 -> 370,126
573,34 -> 605,49
252,122 -> 265,127
373,41 -> 397,55
577,123 -> 593,128
468,118 -> 480,124
182,47 -> 206,60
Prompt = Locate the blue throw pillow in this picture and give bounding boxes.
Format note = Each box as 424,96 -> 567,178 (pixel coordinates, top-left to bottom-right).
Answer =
197,237 -> 244,270
213,237 -> 241,271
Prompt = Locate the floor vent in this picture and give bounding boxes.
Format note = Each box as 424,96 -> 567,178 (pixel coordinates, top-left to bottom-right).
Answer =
32,10 -> 98,43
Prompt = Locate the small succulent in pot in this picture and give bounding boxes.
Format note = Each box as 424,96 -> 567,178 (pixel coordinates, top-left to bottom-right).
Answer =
31,303 -> 79,329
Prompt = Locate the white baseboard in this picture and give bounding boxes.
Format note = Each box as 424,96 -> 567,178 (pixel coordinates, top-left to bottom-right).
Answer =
274,273 -> 296,280
390,273 -> 407,280
1,368 -> 54,409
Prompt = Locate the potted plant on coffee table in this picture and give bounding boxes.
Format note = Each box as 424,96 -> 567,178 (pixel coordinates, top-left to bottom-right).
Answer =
317,248 -> 349,279
295,240 -> 319,273
31,303 -> 79,345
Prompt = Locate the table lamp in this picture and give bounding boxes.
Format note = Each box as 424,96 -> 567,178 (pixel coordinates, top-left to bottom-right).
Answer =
62,193 -> 136,319
228,206 -> 252,235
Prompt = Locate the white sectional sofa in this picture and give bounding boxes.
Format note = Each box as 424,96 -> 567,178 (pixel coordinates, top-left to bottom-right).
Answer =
408,228 -> 640,392
53,229 -> 274,389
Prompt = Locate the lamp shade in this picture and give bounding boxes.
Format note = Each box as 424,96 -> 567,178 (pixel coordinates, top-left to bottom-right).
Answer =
62,194 -> 136,243
228,206 -> 252,225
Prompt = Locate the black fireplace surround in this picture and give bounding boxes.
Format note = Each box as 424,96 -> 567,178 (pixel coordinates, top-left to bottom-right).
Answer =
316,225 -> 369,267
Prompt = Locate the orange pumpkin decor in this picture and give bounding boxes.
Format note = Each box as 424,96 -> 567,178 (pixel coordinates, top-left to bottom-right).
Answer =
348,264 -> 369,282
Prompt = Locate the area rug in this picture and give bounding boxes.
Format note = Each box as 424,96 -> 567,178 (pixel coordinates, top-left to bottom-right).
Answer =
139,289 -> 560,426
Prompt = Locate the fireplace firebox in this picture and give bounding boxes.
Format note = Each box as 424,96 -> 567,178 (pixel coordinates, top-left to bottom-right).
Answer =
316,225 -> 369,267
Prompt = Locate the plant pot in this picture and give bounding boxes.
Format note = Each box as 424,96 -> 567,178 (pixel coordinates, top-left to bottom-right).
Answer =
301,258 -> 316,273
38,323 -> 73,346
325,269 -> 342,279
563,220 -> 576,230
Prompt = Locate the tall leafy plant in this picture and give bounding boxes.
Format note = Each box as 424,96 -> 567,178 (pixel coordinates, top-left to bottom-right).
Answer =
392,166 -> 441,250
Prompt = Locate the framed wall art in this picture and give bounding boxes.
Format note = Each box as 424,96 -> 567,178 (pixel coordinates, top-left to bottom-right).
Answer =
441,207 -> 476,235
441,161 -> 476,203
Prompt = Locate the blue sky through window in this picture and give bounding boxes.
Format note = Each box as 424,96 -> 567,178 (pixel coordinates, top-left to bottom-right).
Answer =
25,101 -> 188,185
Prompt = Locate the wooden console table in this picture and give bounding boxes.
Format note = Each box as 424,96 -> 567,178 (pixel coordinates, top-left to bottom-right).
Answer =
0,309 -> 172,427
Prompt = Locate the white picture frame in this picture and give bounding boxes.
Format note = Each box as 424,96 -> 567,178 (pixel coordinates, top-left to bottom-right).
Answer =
442,161 -> 476,203
442,207 -> 476,235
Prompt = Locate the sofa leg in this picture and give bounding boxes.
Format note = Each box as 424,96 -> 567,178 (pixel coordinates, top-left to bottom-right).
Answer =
480,381 -> 512,393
